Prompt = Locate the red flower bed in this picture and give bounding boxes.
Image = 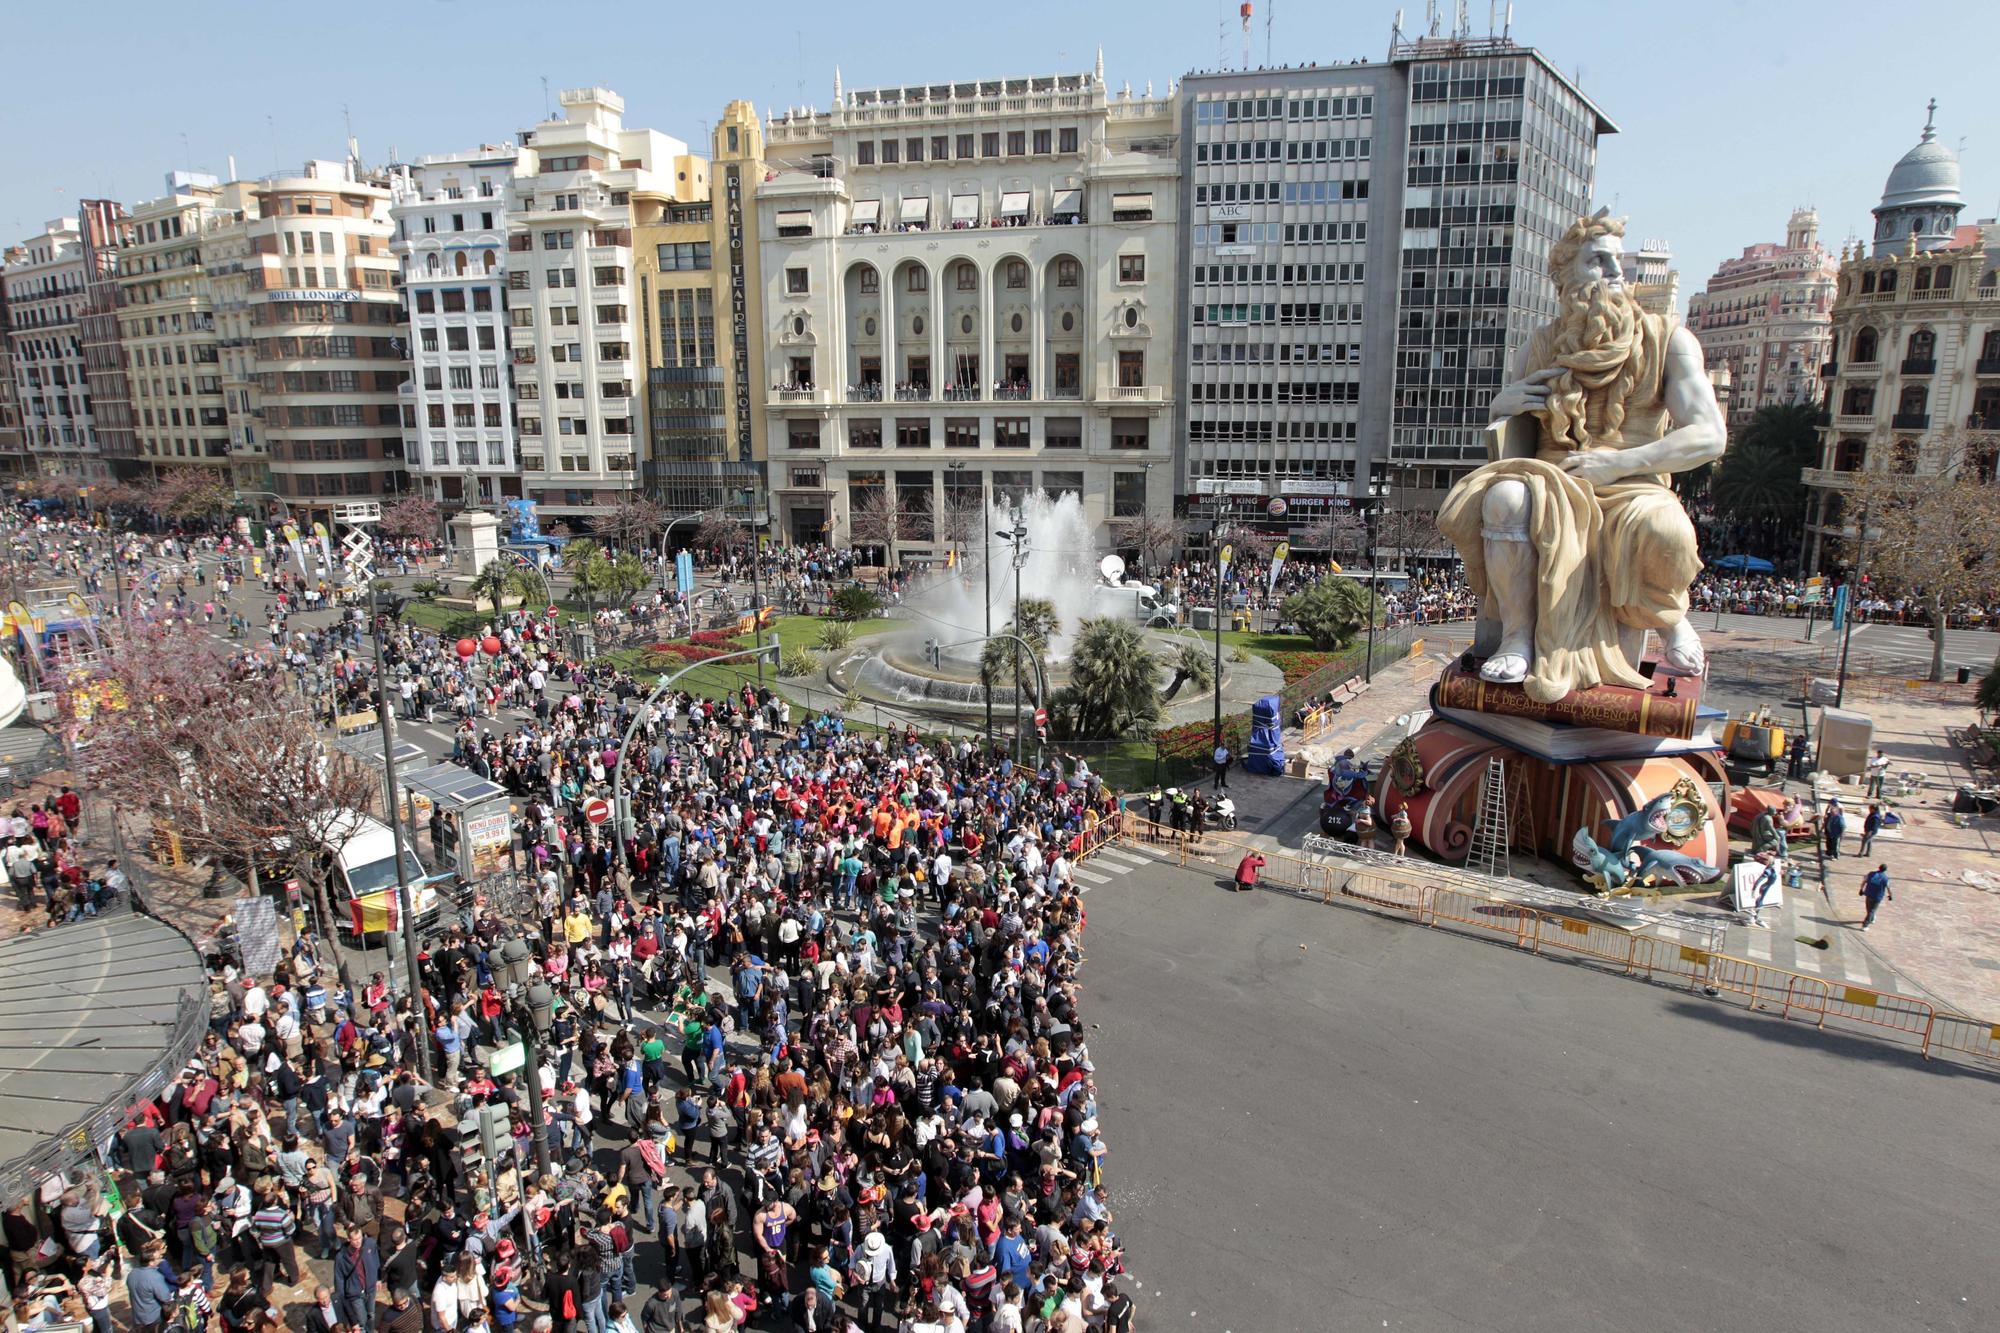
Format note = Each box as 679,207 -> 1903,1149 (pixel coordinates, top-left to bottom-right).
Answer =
690,628 -> 744,646
645,641 -> 732,664
1262,650 -> 1340,684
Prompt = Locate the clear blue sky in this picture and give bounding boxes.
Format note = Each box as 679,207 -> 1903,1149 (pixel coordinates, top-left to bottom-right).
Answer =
6,0 -> 1995,297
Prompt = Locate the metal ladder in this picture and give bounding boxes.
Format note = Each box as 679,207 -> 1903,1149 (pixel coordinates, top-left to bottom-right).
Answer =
1471,755 -> 1512,879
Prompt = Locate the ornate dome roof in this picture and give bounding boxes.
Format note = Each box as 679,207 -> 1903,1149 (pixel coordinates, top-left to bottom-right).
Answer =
1879,102 -> 1963,212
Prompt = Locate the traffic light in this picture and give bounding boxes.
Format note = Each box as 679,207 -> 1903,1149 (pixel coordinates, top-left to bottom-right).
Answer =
476,1103 -> 509,1162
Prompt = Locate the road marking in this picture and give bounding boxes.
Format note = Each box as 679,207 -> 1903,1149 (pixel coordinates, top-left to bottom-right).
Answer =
1792,946 -> 1823,974
1746,933 -> 1771,961
1099,848 -> 1151,868
1073,867 -> 1112,885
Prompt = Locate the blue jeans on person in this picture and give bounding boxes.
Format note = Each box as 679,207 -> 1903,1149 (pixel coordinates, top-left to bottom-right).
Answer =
282,1096 -> 301,1138
338,1294 -> 375,1333
312,1202 -> 337,1257
635,1180 -> 657,1232
581,1288 -> 608,1333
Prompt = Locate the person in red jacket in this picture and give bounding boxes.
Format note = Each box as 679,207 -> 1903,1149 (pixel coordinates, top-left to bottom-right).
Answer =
1233,851 -> 1265,892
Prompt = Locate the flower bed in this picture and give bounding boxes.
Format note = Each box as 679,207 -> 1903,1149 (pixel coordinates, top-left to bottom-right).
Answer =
644,641 -> 733,666
1261,650 -> 1343,684
689,628 -> 744,647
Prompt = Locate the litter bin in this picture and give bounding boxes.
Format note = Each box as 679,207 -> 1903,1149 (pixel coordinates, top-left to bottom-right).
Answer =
1957,666 -> 1971,684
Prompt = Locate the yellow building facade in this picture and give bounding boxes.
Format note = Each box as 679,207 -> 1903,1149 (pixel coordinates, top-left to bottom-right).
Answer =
631,101 -> 771,522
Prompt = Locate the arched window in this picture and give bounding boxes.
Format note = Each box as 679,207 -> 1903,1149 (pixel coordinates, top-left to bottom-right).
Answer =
1897,384 -> 1928,422
1841,385 -> 1874,416
482,250 -> 497,272
1982,329 -> 2000,364
1905,328 -> 1934,365
1055,258 -> 1080,288
858,267 -> 879,294
1851,327 -> 1878,363
425,253 -> 439,274
454,251 -> 468,275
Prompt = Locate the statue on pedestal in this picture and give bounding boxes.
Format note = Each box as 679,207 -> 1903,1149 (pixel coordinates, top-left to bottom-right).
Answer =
1438,210 -> 1727,704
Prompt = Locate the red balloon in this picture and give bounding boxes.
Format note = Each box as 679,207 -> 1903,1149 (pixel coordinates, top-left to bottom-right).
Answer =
482,635 -> 503,656
456,637 -> 477,658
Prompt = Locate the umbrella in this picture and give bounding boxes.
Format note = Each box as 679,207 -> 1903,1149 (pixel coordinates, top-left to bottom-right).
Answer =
1711,554 -> 1774,573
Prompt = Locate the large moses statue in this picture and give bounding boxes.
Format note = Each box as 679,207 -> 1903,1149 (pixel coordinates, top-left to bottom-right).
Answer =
1438,210 -> 1727,704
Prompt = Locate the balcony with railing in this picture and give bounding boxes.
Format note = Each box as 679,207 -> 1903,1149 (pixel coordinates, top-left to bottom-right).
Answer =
768,385 -> 831,406
1834,411 -> 1875,426
844,383 -> 884,402
1801,467 -> 1859,491
1820,361 -> 1836,379
1900,357 -> 1936,375
1968,414 -> 2000,434
1910,286 -> 1957,302
1105,384 -> 1165,403
894,385 -> 932,402
993,381 -> 1033,401
1891,412 -> 1930,429
1977,356 -> 2000,376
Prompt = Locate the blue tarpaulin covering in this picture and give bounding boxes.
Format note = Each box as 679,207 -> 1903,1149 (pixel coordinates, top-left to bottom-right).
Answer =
1247,693 -> 1287,776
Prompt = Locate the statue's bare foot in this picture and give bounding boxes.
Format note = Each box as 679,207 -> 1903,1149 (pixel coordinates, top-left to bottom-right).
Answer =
1656,619 -> 1706,677
1479,637 -> 1531,684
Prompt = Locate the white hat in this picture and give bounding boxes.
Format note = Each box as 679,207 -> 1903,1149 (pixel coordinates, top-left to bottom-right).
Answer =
1008,1113 -> 1023,1128
1081,1117 -> 1099,1135
863,1231 -> 887,1256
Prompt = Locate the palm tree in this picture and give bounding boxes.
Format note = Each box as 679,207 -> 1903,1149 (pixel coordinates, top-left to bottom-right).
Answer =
1053,618 -> 1163,740
602,553 -> 650,604
469,562 -> 516,617
1162,640 -> 1216,699
560,538 -> 604,606
979,597 -> 1058,692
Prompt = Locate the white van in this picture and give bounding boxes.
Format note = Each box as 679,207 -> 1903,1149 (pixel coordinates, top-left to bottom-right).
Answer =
311,809 -> 442,939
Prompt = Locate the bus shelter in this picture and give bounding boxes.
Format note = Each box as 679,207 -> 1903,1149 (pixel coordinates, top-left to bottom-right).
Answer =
398,761 -> 515,883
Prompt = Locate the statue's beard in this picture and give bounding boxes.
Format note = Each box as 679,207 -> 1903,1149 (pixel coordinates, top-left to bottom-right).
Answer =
1544,279 -> 1643,451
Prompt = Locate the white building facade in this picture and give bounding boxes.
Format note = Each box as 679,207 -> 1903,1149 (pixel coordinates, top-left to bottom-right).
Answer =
757,66 -> 1179,555
391,148 -> 521,513
1685,208 -> 1838,430
506,88 -> 703,523
2,219 -> 102,478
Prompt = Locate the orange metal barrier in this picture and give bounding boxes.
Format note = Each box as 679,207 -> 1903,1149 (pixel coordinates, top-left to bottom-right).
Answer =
1923,1014 -> 2000,1066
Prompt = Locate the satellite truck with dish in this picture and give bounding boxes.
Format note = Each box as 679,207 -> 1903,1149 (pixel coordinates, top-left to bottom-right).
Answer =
1088,554 -> 1180,626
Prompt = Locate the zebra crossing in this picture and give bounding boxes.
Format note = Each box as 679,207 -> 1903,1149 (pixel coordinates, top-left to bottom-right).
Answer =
1070,844 -> 1156,890
1723,895 -> 1895,989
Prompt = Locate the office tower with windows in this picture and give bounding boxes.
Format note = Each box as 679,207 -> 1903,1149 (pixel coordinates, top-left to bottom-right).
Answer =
1177,33 -> 1613,539
390,146 -> 522,514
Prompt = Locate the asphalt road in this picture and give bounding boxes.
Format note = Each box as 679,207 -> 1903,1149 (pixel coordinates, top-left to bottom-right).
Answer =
1081,860 -> 2000,1333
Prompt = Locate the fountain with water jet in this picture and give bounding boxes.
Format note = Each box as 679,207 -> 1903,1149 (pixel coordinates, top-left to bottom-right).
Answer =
828,490 -> 1206,722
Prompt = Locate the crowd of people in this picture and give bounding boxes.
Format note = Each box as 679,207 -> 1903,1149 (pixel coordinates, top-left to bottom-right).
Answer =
5,495 -> 1141,1333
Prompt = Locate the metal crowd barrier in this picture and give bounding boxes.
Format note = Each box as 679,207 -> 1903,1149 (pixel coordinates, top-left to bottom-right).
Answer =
1101,819 -> 2000,1075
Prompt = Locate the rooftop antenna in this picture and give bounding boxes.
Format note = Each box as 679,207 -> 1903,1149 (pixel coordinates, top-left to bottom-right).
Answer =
1504,1 -> 1514,36
540,76 -> 550,120
267,114 -> 279,175
1240,2 -> 1252,70
181,131 -> 194,177
1454,0 -> 1469,39
1392,7 -> 1405,47
1266,0 -> 1273,66
1427,0 -> 1441,37
1218,1 -> 1230,67
795,31 -> 805,109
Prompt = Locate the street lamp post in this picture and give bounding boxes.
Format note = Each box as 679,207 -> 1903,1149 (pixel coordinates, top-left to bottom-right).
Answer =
1212,504 -> 1225,774
1834,507 -> 1876,710
1363,504 -> 1381,683
366,581 -> 434,1082
996,518 -> 1029,764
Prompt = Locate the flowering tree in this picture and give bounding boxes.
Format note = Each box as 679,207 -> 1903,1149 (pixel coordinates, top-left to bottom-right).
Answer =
62,617 -> 383,971
596,496 -> 668,554
376,495 -> 441,544
1842,433 -> 2000,681
150,470 -> 231,525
